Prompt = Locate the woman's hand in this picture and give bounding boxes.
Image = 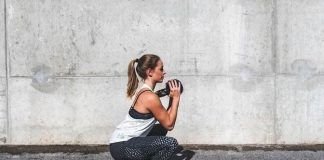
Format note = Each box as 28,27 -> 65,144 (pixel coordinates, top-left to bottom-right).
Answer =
168,79 -> 181,99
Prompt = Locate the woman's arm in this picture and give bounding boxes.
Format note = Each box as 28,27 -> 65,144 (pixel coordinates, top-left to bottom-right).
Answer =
146,80 -> 181,131
167,97 -> 173,114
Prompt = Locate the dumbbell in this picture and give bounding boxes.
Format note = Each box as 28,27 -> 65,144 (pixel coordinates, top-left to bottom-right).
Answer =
155,79 -> 184,97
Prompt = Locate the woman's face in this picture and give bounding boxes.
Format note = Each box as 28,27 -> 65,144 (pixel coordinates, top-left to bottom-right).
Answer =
150,60 -> 166,83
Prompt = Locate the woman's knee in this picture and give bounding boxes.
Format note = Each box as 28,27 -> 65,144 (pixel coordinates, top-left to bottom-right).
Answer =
166,137 -> 178,149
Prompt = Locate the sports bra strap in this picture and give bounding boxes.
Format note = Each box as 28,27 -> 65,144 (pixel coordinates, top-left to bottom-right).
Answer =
131,89 -> 152,108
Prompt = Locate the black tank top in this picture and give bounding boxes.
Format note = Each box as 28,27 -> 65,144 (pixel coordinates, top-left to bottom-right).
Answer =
129,90 -> 154,119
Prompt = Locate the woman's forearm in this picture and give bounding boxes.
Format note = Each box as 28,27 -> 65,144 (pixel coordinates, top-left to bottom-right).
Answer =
167,97 -> 173,113
167,97 -> 180,128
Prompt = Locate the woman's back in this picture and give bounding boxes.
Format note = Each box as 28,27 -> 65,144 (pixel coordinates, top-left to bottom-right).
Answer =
109,85 -> 157,143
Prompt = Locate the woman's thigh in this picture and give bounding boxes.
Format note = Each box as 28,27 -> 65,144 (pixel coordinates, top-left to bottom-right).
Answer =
147,124 -> 168,136
110,136 -> 178,160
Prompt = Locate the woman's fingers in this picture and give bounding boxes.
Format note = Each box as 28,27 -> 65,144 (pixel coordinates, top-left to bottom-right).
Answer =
168,81 -> 172,89
168,79 -> 181,98
169,80 -> 175,89
170,80 -> 180,91
177,81 -> 181,91
172,80 -> 176,88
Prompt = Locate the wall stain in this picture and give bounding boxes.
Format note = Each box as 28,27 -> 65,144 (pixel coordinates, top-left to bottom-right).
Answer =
291,59 -> 317,81
31,64 -> 61,93
67,63 -> 78,75
90,29 -> 96,45
229,64 -> 263,92
291,59 -> 319,91
112,63 -> 119,67
70,29 -> 81,59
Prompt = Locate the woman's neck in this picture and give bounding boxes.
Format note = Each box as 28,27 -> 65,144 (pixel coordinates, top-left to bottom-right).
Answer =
144,79 -> 156,91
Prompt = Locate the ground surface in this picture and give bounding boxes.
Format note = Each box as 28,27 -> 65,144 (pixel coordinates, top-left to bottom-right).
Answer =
1,150 -> 324,160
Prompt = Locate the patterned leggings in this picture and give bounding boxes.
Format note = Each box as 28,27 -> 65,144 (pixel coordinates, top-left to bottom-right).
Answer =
110,136 -> 178,160
109,124 -> 178,160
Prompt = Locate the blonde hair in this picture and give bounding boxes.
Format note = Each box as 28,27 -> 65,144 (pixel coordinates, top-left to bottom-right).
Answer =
127,54 -> 160,98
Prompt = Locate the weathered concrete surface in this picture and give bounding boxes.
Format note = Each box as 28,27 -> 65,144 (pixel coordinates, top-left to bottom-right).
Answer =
2,0 -> 324,145
5,0 -> 278,145
7,0 -> 185,77
276,75 -> 324,144
181,0 -> 274,76
9,74 -> 276,144
7,0 -> 274,76
276,0 -> 324,74
0,0 -> 8,146
9,77 -> 129,144
0,0 -> 5,77
167,76 -> 275,144
275,0 -> 324,144
0,0 -> 6,143
0,78 -> 6,144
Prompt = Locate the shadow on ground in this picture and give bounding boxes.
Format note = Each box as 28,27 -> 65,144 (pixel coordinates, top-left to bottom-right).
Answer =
172,145 -> 196,160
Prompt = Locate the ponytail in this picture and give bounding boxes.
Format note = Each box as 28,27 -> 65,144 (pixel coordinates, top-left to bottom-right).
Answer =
127,59 -> 139,98
126,54 -> 160,98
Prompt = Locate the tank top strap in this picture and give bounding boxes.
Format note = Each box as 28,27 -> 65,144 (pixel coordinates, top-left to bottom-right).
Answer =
130,86 -> 153,108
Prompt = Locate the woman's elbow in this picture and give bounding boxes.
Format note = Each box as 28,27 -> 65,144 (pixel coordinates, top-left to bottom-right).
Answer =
165,124 -> 174,131
166,126 -> 174,131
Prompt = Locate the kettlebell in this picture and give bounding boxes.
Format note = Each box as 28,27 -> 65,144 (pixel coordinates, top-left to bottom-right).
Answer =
155,79 -> 184,97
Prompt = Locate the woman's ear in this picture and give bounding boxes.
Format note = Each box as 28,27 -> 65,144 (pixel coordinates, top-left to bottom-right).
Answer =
146,69 -> 153,77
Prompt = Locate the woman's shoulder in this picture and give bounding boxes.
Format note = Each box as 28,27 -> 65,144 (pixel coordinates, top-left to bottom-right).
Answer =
134,89 -> 161,110
141,89 -> 157,98
137,89 -> 159,103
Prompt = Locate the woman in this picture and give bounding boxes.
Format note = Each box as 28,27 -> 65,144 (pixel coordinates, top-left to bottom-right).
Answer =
109,54 -> 182,160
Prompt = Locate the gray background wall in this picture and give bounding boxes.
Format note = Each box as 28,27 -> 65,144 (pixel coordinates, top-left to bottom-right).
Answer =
0,0 -> 324,145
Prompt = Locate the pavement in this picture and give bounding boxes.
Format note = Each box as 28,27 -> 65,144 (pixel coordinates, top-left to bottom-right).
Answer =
0,145 -> 324,160
1,150 -> 324,160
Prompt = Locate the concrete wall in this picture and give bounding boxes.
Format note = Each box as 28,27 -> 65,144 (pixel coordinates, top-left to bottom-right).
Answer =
0,0 -> 323,144
0,0 -> 7,144
276,0 -> 324,144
